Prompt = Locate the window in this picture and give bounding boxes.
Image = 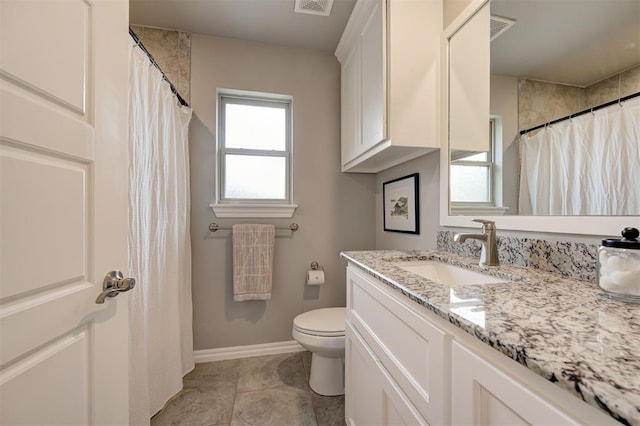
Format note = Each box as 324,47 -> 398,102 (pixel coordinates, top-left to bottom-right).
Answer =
212,91 -> 296,217
450,118 -> 499,206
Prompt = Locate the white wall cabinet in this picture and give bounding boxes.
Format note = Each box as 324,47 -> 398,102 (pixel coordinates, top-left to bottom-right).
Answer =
359,0 -> 385,154
448,2 -> 490,154
345,264 -> 619,426
340,42 -> 361,164
335,0 -> 442,173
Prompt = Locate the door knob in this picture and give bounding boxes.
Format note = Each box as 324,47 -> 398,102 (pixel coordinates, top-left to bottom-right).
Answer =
95,270 -> 136,304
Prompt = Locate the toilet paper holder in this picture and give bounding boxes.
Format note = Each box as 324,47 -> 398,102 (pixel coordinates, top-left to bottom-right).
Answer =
310,261 -> 323,271
306,262 -> 325,286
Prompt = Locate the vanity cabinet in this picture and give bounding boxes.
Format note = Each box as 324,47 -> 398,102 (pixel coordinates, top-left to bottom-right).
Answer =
346,323 -> 427,425
335,0 -> 442,173
451,341 -> 580,425
346,266 -> 447,425
345,264 -> 619,426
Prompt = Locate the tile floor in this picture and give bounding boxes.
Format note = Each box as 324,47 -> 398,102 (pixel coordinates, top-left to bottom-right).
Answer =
151,352 -> 345,426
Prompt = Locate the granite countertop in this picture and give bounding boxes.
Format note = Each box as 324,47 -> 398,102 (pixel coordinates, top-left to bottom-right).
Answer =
341,249 -> 640,426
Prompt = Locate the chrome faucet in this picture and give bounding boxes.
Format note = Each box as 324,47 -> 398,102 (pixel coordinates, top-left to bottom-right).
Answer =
454,219 -> 499,267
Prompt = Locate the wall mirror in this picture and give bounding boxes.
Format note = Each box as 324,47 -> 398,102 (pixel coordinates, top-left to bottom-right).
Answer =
440,0 -> 640,235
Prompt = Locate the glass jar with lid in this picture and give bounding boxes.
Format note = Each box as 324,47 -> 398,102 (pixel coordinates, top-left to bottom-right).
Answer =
598,227 -> 640,303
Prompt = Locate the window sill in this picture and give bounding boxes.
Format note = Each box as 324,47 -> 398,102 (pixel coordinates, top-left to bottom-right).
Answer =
209,203 -> 298,218
450,205 -> 510,216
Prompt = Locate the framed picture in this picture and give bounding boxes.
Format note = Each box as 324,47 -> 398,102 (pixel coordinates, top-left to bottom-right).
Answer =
383,173 -> 420,234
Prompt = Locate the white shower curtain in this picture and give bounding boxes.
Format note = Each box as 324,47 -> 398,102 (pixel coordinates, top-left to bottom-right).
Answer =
128,37 -> 194,425
519,95 -> 640,215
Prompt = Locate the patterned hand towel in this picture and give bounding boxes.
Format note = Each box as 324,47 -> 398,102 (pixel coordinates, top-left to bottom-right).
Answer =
232,224 -> 275,301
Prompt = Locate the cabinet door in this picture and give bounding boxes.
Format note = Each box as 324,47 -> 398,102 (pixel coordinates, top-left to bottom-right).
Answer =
341,43 -> 361,165
449,2 -> 490,153
346,322 -> 427,426
360,0 -> 386,152
452,341 -> 580,425
378,354 -> 429,426
346,322 -> 382,425
347,265 -> 447,424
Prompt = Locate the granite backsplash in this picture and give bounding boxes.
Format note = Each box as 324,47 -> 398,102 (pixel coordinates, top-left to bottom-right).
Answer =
437,230 -> 599,283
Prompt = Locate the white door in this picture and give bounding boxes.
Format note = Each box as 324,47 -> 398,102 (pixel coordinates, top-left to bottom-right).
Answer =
0,0 -> 130,424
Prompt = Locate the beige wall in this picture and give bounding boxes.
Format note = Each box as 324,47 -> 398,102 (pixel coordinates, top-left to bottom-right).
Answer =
375,152 -> 440,250
190,34 -> 376,350
443,0 -> 474,29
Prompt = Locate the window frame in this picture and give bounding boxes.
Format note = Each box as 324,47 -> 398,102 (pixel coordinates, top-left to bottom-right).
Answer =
217,91 -> 293,205
450,118 -> 496,206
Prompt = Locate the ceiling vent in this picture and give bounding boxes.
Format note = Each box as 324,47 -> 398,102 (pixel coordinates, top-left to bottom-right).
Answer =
294,0 -> 334,16
490,15 -> 516,41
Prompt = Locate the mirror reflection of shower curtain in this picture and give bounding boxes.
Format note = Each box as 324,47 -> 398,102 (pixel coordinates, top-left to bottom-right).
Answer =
519,96 -> 640,215
128,37 -> 194,425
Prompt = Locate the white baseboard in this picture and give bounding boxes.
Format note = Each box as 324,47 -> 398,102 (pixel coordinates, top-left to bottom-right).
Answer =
193,340 -> 306,363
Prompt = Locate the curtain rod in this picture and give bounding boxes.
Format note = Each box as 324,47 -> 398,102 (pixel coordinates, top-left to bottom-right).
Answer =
129,28 -> 190,108
519,91 -> 640,135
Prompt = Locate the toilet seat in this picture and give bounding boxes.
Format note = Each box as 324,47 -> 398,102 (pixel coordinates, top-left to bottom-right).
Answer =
293,307 -> 346,337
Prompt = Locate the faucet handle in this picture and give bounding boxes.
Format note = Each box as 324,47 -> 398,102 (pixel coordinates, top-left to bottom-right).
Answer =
472,219 -> 496,231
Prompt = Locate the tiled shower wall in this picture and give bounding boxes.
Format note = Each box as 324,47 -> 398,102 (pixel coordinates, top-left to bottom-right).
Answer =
437,230 -> 599,283
130,25 -> 191,103
519,65 -> 640,130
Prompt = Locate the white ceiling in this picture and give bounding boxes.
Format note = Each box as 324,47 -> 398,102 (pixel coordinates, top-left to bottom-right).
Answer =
129,0 -> 357,53
130,0 -> 640,86
491,0 -> 640,87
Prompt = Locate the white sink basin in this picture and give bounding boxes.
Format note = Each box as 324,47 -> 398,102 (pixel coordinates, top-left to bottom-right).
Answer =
391,260 -> 511,287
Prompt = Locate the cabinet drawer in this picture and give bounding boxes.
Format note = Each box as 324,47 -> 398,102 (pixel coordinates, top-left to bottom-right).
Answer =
347,266 -> 447,424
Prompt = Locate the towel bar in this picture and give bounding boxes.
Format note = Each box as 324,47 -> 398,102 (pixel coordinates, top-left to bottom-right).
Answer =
208,223 -> 299,233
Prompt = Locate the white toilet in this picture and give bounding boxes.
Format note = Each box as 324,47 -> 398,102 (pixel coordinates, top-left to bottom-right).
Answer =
292,307 -> 347,396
